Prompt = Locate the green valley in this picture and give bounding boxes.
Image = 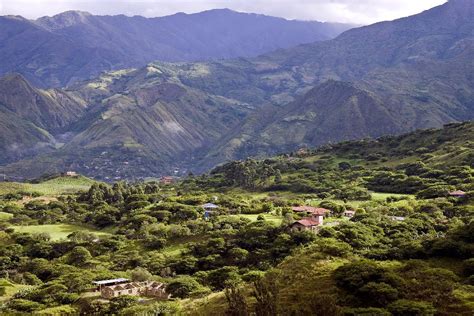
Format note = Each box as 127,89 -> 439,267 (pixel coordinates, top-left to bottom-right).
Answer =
0,122 -> 472,314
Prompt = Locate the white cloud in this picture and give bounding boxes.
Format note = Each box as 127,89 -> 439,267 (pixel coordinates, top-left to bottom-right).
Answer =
0,0 -> 448,24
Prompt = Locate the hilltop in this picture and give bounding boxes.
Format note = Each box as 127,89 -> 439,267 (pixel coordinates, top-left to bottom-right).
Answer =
188,121 -> 474,196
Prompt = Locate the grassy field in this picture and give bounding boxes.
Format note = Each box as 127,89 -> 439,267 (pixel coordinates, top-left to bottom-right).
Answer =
0,176 -> 96,196
161,235 -> 208,257
233,213 -> 283,225
35,305 -> 77,315
162,243 -> 187,257
0,279 -> 32,303
11,224 -> 111,241
181,291 -> 228,316
0,211 -> 13,220
371,192 -> 414,201
304,192 -> 415,209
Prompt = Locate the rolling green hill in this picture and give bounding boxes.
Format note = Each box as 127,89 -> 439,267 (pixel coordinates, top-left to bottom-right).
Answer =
191,121 -> 474,197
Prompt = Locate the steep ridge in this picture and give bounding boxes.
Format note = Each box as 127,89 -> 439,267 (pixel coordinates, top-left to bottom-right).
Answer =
0,10 -> 354,87
198,81 -> 402,169
0,74 -> 87,165
0,67 -> 252,180
0,74 -> 87,131
192,0 -> 474,166
0,109 -> 55,164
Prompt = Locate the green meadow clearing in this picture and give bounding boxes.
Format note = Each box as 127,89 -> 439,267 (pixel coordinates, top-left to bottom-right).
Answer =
11,224 -> 111,241
0,211 -> 13,220
234,213 -> 284,225
0,176 -> 95,196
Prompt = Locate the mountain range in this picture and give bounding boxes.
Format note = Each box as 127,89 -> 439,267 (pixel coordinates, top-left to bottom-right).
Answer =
0,0 -> 473,180
0,9 -> 353,87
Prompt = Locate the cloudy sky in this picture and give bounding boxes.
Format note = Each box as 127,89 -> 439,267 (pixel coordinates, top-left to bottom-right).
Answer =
0,0 -> 448,24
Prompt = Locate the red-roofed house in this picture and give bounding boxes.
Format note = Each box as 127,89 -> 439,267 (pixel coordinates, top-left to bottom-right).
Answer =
290,214 -> 324,233
160,176 -> 174,185
292,206 -> 330,216
449,190 -> 467,198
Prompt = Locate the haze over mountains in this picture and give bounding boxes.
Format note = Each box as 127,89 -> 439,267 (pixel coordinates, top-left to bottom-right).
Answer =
0,0 -> 473,180
0,9 -> 353,87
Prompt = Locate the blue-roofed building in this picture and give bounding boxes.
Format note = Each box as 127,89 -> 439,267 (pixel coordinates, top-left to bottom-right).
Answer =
202,203 -> 219,220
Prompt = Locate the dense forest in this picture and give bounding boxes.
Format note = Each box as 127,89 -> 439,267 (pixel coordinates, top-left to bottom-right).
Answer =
0,122 -> 473,315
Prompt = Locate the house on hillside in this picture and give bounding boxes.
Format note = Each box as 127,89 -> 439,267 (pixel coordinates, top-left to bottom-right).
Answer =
449,190 -> 467,198
292,206 -> 330,217
343,210 -> 356,218
389,216 -> 406,222
160,176 -> 174,185
295,148 -> 310,157
143,281 -> 168,297
290,214 -> 324,233
65,171 -> 78,177
202,203 -> 219,220
93,278 -> 129,292
101,283 -> 140,298
95,279 -> 170,299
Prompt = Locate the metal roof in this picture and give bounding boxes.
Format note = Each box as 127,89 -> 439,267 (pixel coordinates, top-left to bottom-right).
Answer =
92,278 -> 129,285
202,203 -> 219,209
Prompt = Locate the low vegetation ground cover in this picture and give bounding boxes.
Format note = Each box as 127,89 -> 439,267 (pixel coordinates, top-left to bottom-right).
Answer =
0,212 -> 13,220
11,224 -> 111,241
0,175 -> 94,196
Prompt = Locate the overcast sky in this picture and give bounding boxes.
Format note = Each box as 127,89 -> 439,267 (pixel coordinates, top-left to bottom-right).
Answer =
0,0 -> 448,24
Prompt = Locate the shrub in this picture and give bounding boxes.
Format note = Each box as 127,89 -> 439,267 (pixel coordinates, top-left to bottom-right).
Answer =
388,299 -> 436,316
313,238 -> 352,258
334,260 -> 388,291
462,258 -> 474,276
416,186 -> 451,199
7,299 -> 44,313
130,267 -> 153,282
359,282 -> 398,306
109,296 -> 138,314
23,272 -> 43,285
166,277 -> 204,298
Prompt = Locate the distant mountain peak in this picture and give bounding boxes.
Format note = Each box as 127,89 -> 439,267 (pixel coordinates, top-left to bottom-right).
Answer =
200,8 -> 236,14
36,10 -> 92,29
2,15 -> 29,21
50,10 -> 92,18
